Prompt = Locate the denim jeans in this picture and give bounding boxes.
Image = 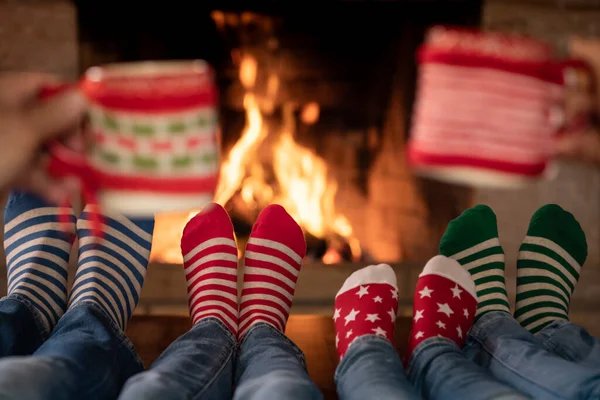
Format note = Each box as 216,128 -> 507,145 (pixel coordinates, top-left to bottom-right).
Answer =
233,323 -> 323,400
535,319 -> 600,371
464,311 -> 600,399
120,320 -> 323,400
0,294 -> 144,400
335,335 -> 421,400
118,317 -> 236,400
334,333 -> 525,400
407,336 -> 527,400
0,294 -> 46,357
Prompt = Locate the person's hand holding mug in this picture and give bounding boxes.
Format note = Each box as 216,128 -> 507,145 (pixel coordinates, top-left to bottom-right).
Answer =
554,37 -> 600,167
0,72 -> 86,203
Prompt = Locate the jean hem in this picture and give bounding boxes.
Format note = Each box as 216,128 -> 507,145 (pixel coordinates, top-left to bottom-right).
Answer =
240,322 -> 307,368
534,319 -> 570,352
193,316 -> 237,345
405,336 -> 457,377
466,311 -> 567,400
69,301 -> 144,369
468,310 -> 512,342
152,317 -> 237,399
334,334 -> 394,382
4,293 -> 51,339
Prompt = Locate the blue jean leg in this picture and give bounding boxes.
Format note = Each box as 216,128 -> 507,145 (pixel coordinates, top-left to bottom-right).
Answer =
535,319 -> 600,370
119,317 -> 236,400
407,335 -> 527,400
0,294 -> 47,357
0,302 -> 144,400
234,323 -> 323,400
463,311 -> 600,399
335,335 -> 420,400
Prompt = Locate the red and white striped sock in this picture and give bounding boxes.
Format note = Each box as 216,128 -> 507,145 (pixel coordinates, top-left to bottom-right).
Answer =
180,203 -> 239,335
238,204 -> 306,340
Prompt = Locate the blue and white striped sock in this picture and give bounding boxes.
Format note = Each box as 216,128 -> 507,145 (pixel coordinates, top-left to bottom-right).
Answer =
3,191 -> 76,332
69,205 -> 154,330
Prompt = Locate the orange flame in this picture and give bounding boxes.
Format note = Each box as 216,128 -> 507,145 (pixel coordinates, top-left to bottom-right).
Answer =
150,54 -> 360,264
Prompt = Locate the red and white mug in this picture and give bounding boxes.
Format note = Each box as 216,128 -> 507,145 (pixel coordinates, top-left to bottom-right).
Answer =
407,26 -> 592,187
41,60 -> 219,216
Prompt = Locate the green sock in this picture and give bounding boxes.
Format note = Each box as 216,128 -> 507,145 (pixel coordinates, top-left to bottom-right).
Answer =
515,204 -> 587,334
439,204 -> 511,319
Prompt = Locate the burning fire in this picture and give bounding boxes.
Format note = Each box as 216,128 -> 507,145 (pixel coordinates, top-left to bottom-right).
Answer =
150,54 -> 360,264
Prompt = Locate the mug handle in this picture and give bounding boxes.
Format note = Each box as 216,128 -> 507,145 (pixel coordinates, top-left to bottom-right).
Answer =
39,83 -> 103,236
541,59 -> 594,181
39,83 -> 91,179
551,58 -> 595,137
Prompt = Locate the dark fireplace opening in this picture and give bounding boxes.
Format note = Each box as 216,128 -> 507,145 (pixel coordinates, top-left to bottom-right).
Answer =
75,1 -> 481,265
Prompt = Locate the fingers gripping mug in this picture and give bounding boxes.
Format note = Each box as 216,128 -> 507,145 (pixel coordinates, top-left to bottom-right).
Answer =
41,60 -> 219,219
407,26 -> 592,188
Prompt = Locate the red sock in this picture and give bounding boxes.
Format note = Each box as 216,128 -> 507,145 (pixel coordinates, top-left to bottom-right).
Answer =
180,203 -> 239,335
405,255 -> 477,363
238,204 -> 306,340
334,264 -> 399,360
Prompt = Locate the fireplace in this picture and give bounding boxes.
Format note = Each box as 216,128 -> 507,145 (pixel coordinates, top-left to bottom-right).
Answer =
74,0 -> 481,314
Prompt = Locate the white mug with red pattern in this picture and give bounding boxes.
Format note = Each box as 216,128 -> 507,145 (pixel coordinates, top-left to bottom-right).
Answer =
42,60 -> 219,216
407,26 -> 592,187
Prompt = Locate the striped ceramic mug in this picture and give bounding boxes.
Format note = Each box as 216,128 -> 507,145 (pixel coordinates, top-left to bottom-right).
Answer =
43,60 -> 219,216
407,26 -> 591,188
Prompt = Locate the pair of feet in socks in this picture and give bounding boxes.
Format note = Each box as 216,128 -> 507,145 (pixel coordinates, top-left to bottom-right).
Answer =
6,190 -> 305,341
333,203 -> 587,361
4,192 -> 154,333
181,203 -> 305,340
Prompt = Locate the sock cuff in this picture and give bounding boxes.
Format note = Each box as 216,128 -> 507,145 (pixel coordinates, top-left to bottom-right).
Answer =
419,255 -> 477,300
336,263 -> 398,297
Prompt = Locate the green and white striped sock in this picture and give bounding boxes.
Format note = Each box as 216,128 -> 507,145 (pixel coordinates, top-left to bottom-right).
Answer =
515,204 -> 587,334
439,204 -> 511,319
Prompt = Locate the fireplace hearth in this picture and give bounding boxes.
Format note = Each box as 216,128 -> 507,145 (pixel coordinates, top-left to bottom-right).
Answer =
71,0 -> 480,314
76,0 -> 479,266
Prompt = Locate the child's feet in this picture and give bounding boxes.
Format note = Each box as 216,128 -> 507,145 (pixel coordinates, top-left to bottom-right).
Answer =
515,204 -> 587,333
68,205 -> 154,330
238,204 -> 306,339
180,203 -> 239,335
439,204 -> 510,319
333,264 -> 399,360
4,191 -> 76,332
405,256 -> 477,361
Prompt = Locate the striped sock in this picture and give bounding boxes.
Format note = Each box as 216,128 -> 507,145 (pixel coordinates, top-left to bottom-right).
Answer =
439,204 -> 511,319
181,203 -> 239,334
3,191 -> 75,332
239,204 -> 306,339
69,205 -> 154,330
515,204 -> 587,333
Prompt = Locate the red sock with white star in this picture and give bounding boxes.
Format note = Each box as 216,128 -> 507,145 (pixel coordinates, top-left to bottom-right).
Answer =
405,255 -> 477,363
181,203 -> 239,335
334,263 -> 399,360
238,204 -> 306,340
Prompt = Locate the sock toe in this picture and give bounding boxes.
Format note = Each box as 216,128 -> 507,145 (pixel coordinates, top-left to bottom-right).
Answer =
251,204 -> 306,259
420,255 -> 476,300
527,204 -> 587,266
336,263 -> 397,297
440,204 -> 499,256
182,203 -> 234,253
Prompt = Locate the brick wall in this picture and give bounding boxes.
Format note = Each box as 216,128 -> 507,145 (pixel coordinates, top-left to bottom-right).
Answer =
0,0 -> 78,78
